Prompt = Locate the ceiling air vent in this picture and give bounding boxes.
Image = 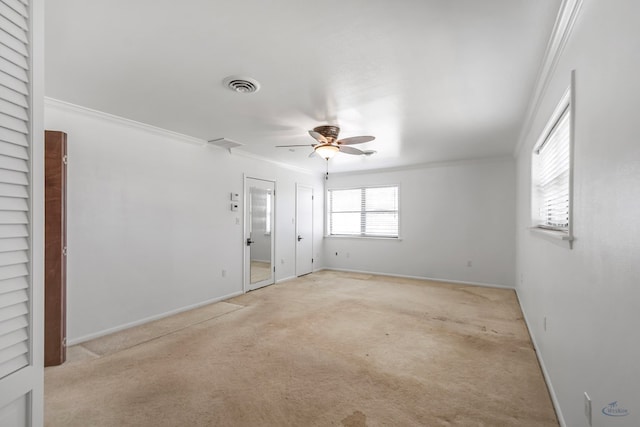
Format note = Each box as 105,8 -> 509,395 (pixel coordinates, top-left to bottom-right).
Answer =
223,76 -> 261,94
208,137 -> 244,152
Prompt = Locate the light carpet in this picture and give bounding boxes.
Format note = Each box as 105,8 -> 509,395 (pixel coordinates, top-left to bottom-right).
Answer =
45,270 -> 558,426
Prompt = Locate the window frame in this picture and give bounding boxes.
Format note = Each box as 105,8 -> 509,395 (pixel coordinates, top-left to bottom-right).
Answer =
326,184 -> 400,239
530,70 -> 575,246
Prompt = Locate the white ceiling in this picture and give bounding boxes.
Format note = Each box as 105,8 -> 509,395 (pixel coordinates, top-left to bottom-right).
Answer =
45,0 -> 560,173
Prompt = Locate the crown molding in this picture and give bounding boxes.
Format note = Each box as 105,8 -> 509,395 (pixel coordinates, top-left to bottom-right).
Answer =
513,0 -> 583,158
229,149 -> 318,176
328,155 -> 514,178
45,97 -> 207,146
45,97 -> 508,178
45,97 -> 320,176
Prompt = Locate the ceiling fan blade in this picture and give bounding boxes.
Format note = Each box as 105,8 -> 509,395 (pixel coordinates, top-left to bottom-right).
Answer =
308,130 -> 328,144
308,150 -> 317,158
275,144 -> 315,147
336,136 -> 375,145
339,146 -> 366,155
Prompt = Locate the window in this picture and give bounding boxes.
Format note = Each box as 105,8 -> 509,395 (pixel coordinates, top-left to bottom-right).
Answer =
532,75 -> 574,239
265,191 -> 272,235
327,186 -> 399,238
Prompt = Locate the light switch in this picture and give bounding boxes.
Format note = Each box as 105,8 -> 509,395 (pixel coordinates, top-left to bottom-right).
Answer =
231,203 -> 239,212
230,192 -> 239,201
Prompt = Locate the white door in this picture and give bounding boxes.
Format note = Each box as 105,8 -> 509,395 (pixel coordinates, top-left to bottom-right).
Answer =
295,184 -> 313,276
244,177 -> 275,292
0,0 -> 44,425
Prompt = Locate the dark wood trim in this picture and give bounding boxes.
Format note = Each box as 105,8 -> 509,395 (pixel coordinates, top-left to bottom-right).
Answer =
44,130 -> 67,367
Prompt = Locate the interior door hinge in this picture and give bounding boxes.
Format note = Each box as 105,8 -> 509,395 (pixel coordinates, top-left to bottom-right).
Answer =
312,258 -> 314,263
273,266 -> 275,272
62,155 -> 68,164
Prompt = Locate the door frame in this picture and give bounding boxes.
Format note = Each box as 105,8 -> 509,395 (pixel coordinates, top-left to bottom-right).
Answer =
295,183 -> 314,277
243,175 -> 276,293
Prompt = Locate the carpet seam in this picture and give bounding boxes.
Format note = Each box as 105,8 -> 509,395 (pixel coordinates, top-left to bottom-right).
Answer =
91,305 -> 246,358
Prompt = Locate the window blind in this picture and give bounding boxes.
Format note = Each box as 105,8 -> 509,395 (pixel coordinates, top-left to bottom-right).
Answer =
535,106 -> 570,231
328,186 -> 398,237
0,0 -> 31,379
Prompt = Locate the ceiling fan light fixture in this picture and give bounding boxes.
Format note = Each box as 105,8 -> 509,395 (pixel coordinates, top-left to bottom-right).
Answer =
315,144 -> 340,159
313,125 -> 340,142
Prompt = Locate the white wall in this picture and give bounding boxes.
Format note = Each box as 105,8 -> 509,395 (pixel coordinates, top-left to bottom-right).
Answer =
45,99 -> 325,343
324,158 -> 516,287
515,1 -> 640,426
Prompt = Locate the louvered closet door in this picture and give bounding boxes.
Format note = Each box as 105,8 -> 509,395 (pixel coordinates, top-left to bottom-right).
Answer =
0,0 -> 41,425
0,0 -> 30,382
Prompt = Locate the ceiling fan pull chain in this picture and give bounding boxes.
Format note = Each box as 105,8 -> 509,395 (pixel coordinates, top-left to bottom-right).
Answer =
326,159 -> 329,180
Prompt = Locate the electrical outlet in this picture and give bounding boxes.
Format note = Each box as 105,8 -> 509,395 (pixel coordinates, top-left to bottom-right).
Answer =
346,252 -> 350,258
281,258 -> 285,264
584,392 -> 592,426
235,217 -> 240,225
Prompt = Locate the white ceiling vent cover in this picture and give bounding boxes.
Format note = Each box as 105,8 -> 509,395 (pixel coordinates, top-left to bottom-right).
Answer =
223,76 -> 261,93
208,137 -> 244,152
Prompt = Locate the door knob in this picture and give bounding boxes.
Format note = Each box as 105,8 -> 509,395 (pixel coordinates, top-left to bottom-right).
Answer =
297,235 -> 303,242
246,238 -> 254,246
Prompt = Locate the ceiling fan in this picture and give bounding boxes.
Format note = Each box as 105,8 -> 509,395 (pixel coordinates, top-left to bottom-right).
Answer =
276,125 -> 376,160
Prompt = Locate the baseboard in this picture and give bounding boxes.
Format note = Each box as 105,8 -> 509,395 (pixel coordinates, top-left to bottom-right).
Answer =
322,267 -> 515,290
276,275 -> 296,284
515,290 -> 566,427
68,290 -> 244,346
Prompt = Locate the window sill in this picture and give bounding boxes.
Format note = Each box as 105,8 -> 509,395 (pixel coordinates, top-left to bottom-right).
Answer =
324,235 -> 403,241
528,227 -> 574,246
